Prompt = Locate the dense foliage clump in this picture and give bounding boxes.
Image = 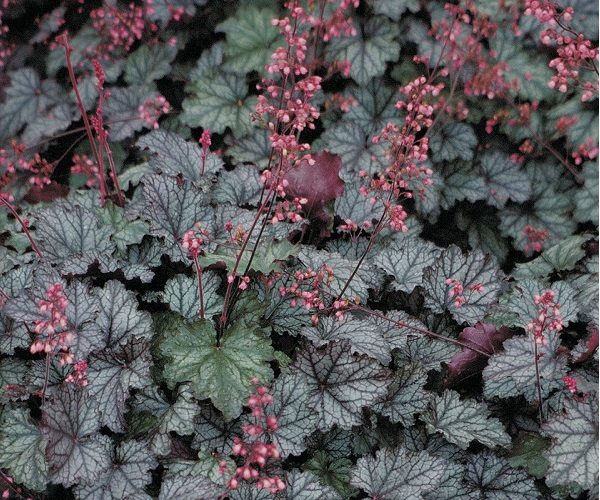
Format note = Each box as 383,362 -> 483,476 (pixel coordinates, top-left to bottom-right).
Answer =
0,0 -> 597,498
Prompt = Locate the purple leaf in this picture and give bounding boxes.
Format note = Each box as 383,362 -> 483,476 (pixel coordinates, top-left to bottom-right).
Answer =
284,151 -> 345,215
446,322 -> 513,384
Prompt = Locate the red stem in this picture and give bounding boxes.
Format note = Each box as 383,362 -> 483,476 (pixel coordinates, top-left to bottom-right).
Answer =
57,34 -> 108,205
0,197 -> 42,258
194,256 -> 205,320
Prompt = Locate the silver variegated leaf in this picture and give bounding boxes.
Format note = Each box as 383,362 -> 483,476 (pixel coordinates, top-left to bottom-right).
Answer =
423,245 -> 503,325
87,338 -> 152,432
374,238 -> 441,293
422,390 -> 511,450
542,395 -> 598,491
41,386 -> 112,487
162,272 -> 223,321
292,341 -> 390,431
350,447 -> 448,499
74,440 -> 157,500
300,315 -> 391,365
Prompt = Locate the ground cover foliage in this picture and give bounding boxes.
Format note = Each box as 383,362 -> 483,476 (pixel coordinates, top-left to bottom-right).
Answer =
0,0 -> 598,498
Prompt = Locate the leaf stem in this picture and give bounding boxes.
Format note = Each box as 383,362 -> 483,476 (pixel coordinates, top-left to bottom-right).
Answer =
57,34 -> 109,206
0,197 -> 43,258
194,255 -> 205,320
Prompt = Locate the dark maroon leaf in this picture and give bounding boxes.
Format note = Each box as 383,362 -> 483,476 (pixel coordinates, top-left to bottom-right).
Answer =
446,322 -> 513,384
284,151 -> 345,215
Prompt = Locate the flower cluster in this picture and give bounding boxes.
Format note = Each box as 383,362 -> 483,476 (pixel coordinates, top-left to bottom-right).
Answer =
138,95 -> 170,130
225,380 -> 285,494
562,375 -> 578,394
65,359 -> 89,387
0,142 -> 55,195
199,129 -> 211,176
522,224 -> 549,254
70,154 -> 99,188
365,75 -> 441,232
279,266 -> 334,312
446,278 -> 485,308
525,0 -> 599,101
30,283 -> 74,366
430,2 -> 511,99
89,1 -> 157,58
181,223 -> 209,259
527,289 -> 563,343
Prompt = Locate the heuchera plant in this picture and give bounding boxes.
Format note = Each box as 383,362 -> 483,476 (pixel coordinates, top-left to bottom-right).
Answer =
0,0 -> 597,498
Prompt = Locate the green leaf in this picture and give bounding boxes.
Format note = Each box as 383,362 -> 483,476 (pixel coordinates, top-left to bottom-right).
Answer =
182,71 -> 256,136
439,163 -> 487,210
483,333 -> 568,402
162,272 -> 223,321
137,130 -> 223,183
41,386 -> 112,487
423,245 -> 503,325
327,17 -> 400,86
87,338 -> 152,433
430,122 -> 478,162
374,238 -> 441,293
351,447 -> 448,499
508,433 -> 550,479
291,341 -> 390,431
464,451 -> 539,499
422,390 -> 511,450
303,451 -> 356,498
125,43 -> 178,86
75,440 -> 157,499
513,235 -> 588,279
490,27 -> 555,102
499,164 -> 576,250
160,319 -> 273,420
97,202 -> 149,253
164,450 -> 234,486
0,408 -> 48,491
200,238 -> 297,275
217,6 -> 279,74
455,207 -> 510,263
542,395 -> 599,491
